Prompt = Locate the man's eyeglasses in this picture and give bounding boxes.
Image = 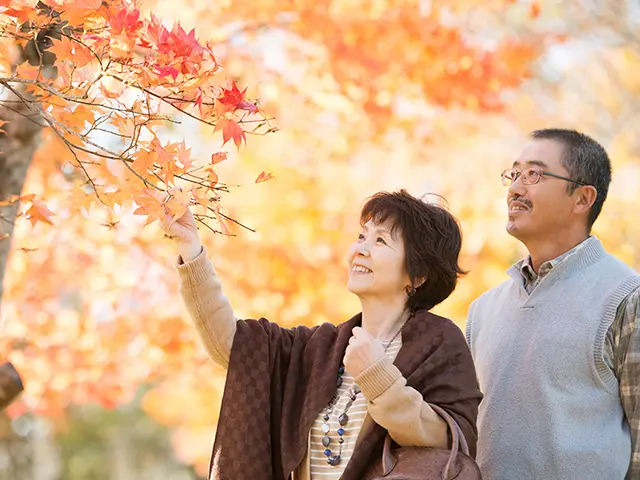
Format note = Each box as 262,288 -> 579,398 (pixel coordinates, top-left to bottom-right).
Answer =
501,167 -> 589,187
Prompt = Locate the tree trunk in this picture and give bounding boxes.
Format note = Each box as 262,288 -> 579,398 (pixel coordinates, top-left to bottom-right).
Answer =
0,87 -> 44,410
0,93 -> 42,312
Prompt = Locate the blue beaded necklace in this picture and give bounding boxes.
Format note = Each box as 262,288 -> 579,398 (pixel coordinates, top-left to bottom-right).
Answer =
320,321 -> 406,466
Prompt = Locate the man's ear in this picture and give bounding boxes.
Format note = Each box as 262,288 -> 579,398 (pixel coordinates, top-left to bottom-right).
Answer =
574,185 -> 597,215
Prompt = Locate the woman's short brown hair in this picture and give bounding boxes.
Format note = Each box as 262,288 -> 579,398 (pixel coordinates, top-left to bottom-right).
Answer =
360,190 -> 466,311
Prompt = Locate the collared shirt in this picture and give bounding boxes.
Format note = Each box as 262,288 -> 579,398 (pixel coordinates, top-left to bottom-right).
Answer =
519,238 -> 640,478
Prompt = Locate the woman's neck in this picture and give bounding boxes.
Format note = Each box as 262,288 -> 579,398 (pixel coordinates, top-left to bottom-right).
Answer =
360,297 -> 410,340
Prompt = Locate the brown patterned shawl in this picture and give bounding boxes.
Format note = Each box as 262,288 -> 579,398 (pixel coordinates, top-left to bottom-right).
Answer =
209,310 -> 482,480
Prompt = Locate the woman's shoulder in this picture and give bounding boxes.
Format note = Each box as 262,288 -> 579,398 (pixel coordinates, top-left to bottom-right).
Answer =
409,310 -> 467,342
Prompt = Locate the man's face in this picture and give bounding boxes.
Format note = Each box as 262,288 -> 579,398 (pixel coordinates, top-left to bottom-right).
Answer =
506,139 -> 581,241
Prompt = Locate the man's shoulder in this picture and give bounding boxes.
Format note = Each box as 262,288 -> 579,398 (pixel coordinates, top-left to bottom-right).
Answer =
471,278 -> 516,308
599,252 -> 640,276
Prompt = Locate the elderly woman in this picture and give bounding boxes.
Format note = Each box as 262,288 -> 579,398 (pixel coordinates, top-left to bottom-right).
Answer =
167,190 -> 482,480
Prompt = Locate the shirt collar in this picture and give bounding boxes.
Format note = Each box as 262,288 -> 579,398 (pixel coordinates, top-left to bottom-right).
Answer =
516,236 -> 594,284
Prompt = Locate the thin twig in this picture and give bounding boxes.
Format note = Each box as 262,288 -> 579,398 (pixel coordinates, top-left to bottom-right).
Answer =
61,140 -> 106,205
205,206 -> 256,233
193,215 -> 234,237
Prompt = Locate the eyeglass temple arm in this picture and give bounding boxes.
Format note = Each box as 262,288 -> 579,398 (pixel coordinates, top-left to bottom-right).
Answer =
542,171 -> 588,186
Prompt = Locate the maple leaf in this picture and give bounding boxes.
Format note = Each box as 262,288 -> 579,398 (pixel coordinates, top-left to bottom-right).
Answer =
24,200 -> 55,227
214,118 -> 245,148
148,137 -> 180,184
217,82 -> 258,113
14,63 -> 41,81
0,119 -> 7,135
131,150 -> 158,175
109,7 -> 143,36
194,88 -> 204,117
161,161 -> 177,185
69,105 -> 95,131
157,65 -> 180,80
48,36 -> 93,68
255,171 -> 275,183
164,187 -> 192,225
213,204 -> 229,235
0,2 -> 34,23
0,193 -> 36,207
204,168 -> 218,187
176,141 -> 194,171
530,2 -> 541,18
58,0 -> 103,26
100,82 -> 123,99
133,188 -> 170,227
210,152 -> 227,165
100,221 -> 119,230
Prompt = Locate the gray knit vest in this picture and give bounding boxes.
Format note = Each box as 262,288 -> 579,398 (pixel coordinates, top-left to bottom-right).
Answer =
467,237 -> 640,480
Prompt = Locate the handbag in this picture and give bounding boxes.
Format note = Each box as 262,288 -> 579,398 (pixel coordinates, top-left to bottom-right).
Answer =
362,404 -> 482,480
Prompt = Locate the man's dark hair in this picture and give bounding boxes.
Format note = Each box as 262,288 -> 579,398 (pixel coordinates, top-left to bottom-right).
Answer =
360,190 -> 466,311
530,128 -> 611,230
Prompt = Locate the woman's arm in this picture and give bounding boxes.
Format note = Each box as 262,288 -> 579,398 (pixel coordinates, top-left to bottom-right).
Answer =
356,357 -> 448,448
177,247 -> 237,368
163,207 -> 238,369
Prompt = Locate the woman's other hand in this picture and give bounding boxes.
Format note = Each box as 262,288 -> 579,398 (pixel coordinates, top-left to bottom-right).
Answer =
344,327 -> 385,377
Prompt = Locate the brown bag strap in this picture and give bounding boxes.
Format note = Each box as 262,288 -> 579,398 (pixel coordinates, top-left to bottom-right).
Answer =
381,403 -> 468,480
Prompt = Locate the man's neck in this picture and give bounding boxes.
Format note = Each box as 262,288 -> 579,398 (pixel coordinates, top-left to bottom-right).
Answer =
524,232 -> 590,272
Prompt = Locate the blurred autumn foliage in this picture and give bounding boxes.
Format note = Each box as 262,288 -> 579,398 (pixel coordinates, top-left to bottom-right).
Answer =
0,0 -> 639,477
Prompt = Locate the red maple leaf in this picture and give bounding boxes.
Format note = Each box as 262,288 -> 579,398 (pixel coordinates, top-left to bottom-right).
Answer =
109,8 -> 143,36
214,118 -> 245,148
217,82 -> 258,113
194,88 -> 204,116
157,65 -> 180,80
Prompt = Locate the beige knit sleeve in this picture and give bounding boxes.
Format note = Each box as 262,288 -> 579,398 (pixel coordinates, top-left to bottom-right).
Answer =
355,357 -> 448,448
176,247 -> 237,369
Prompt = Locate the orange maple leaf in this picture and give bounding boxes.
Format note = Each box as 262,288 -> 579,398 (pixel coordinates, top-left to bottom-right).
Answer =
164,187 -> 192,225
25,200 -> 55,227
0,193 -> 36,207
214,118 -> 245,148
255,171 -> 275,183
14,63 -> 41,81
211,152 -> 227,165
530,2 -> 541,18
100,82 -> 123,99
213,204 -> 229,235
176,141 -> 194,171
58,0 -> 103,26
132,188 -> 170,227
132,149 -> 158,174
204,168 -> 218,187
48,36 -> 93,68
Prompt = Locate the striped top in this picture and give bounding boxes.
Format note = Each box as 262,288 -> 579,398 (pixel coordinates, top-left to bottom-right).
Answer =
309,335 -> 403,479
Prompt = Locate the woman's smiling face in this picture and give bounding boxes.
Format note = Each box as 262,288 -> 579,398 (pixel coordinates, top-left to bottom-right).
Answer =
346,220 -> 411,302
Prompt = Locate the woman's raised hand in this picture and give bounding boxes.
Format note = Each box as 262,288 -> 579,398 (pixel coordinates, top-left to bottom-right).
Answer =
161,206 -> 203,262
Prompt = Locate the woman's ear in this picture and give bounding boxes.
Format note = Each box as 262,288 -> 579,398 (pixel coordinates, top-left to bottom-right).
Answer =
414,276 -> 427,289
